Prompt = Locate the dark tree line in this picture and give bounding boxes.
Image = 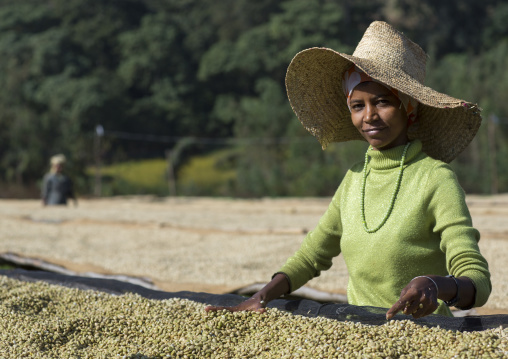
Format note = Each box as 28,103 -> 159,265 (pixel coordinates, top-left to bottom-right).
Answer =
0,0 -> 507,197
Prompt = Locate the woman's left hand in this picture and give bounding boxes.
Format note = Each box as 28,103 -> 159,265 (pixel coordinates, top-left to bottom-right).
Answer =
386,276 -> 439,320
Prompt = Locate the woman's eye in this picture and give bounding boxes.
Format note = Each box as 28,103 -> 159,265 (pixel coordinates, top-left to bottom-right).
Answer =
351,104 -> 364,111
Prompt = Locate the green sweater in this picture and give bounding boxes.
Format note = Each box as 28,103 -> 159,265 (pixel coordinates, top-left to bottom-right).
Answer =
279,140 -> 491,316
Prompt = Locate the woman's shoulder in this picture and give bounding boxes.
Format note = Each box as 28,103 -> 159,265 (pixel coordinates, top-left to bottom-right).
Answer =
43,172 -> 56,180
414,151 -> 455,174
349,160 -> 364,174
412,153 -> 463,195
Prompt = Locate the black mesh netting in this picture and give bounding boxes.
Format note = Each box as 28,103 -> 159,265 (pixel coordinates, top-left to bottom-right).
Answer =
1,269 -> 506,332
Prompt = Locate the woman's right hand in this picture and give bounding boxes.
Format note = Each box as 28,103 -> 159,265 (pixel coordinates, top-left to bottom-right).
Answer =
205,273 -> 290,314
205,296 -> 267,313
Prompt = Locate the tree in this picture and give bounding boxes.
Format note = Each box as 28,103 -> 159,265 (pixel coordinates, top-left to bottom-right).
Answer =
0,0 -> 147,188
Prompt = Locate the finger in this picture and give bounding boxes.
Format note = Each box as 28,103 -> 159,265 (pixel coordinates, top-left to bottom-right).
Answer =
401,287 -> 425,314
408,303 -> 425,318
386,299 -> 406,320
411,293 -> 433,318
204,305 -> 249,313
205,302 -> 267,313
204,305 -> 228,312
412,302 -> 436,319
401,300 -> 415,315
403,299 -> 421,316
391,290 -> 419,318
409,302 -> 424,318
412,298 -> 438,319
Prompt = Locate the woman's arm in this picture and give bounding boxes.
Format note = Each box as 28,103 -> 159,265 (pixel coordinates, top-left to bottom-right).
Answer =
205,181 -> 346,314
387,163 -> 490,320
41,174 -> 50,206
205,273 -> 290,313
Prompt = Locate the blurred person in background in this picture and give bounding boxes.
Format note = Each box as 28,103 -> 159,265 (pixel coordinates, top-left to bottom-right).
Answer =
206,21 -> 491,319
41,154 -> 77,207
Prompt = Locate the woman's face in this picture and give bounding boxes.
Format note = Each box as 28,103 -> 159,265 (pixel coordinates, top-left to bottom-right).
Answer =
52,163 -> 63,173
350,81 -> 409,151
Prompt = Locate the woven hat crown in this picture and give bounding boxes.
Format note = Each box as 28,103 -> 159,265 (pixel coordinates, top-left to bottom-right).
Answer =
353,22 -> 426,84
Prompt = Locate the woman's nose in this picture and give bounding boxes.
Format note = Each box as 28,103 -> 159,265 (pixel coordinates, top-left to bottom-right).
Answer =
364,104 -> 377,123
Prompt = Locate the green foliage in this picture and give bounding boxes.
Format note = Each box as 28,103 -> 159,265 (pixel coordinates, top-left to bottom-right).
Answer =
91,151 -> 239,197
117,12 -> 195,134
177,149 -> 237,196
426,37 -> 508,193
100,159 -> 168,188
91,159 -> 169,196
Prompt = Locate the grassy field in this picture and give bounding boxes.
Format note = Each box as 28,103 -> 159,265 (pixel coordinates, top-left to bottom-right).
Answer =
91,149 -> 237,196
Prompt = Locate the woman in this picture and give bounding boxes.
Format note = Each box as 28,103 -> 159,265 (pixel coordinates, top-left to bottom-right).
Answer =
206,21 -> 491,319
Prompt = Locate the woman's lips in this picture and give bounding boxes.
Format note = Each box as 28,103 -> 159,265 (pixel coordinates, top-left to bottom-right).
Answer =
363,127 -> 386,135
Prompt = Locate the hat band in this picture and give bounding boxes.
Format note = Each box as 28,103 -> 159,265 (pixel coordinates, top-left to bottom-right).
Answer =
343,65 -> 418,125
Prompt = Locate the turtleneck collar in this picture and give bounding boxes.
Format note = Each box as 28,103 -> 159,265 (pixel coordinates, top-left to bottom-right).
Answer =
367,140 -> 422,170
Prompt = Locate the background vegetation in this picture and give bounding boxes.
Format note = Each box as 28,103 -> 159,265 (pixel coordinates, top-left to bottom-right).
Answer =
0,0 -> 507,198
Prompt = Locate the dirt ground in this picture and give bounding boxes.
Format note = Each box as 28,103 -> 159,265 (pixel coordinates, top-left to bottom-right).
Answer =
0,195 -> 506,315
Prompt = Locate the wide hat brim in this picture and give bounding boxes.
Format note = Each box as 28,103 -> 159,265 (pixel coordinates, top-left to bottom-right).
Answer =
285,22 -> 482,163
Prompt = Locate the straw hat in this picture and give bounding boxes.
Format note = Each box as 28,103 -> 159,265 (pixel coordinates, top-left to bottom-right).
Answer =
50,154 -> 66,166
285,21 -> 482,163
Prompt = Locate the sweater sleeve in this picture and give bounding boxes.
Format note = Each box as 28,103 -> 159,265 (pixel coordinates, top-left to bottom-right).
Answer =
427,163 -> 491,307
277,184 -> 343,293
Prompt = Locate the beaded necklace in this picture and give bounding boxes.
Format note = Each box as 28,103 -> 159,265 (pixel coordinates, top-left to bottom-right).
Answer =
361,142 -> 411,233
